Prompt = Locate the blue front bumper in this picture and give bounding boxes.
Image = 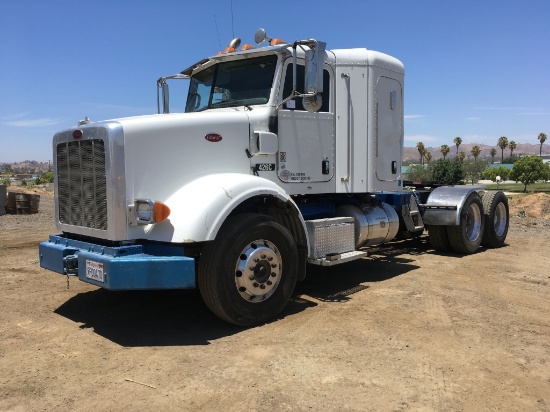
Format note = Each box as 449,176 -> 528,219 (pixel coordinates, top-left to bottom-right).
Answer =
39,234 -> 196,290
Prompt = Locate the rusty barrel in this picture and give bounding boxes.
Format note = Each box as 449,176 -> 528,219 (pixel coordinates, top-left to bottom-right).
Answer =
7,193 -> 40,214
0,185 -> 6,215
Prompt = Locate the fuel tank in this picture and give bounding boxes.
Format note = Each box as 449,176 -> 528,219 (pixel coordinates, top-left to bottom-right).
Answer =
335,202 -> 399,248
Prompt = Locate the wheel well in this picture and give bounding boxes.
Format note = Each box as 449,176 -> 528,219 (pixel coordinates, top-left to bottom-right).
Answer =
227,195 -> 308,280
228,195 -> 306,245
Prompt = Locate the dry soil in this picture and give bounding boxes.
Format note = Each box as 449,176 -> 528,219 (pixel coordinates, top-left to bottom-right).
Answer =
1,189 -> 549,411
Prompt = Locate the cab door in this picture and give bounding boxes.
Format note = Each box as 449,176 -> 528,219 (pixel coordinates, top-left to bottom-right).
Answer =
277,61 -> 334,184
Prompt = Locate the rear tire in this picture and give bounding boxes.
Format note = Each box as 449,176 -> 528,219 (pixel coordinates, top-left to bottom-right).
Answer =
481,191 -> 509,248
447,192 -> 484,254
428,225 -> 452,252
198,213 -> 298,326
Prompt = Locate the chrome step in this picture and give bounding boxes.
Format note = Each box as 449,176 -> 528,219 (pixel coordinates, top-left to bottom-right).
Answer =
307,250 -> 367,267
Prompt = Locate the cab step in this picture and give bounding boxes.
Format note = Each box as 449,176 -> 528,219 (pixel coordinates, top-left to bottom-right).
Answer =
307,250 -> 367,267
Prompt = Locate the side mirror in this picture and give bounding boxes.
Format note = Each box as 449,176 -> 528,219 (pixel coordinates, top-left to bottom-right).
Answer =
304,41 -> 326,95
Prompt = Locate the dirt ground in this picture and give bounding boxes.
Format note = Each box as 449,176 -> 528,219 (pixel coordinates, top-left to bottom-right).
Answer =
1,189 -> 549,411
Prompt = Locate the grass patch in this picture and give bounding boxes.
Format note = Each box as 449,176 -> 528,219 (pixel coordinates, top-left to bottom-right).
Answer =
483,182 -> 550,193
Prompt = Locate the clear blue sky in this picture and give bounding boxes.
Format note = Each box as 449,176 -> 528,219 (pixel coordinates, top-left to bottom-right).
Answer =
1,0 -> 548,162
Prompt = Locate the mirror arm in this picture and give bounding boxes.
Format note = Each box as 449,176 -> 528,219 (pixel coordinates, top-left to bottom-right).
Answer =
156,74 -> 190,114
276,40 -> 319,111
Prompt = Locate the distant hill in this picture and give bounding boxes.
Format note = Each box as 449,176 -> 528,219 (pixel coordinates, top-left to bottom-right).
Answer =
403,142 -> 545,163
1,160 -> 52,174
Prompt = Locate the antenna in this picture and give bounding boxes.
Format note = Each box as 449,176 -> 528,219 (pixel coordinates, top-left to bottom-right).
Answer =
231,0 -> 235,38
214,14 -> 222,49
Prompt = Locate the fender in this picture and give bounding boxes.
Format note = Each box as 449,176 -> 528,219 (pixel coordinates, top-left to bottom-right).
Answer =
136,173 -> 309,244
421,186 -> 484,226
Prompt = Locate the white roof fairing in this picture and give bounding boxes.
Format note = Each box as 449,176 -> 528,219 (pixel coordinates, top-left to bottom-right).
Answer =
181,42 -> 403,78
331,48 -> 404,74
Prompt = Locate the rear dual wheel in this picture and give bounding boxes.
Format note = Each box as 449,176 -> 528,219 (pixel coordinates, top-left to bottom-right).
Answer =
428,192 -> 485,254
481,191 -> 509,248
198,213 -> 298,326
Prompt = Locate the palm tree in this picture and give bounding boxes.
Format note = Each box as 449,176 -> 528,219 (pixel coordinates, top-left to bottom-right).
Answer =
425,152 -> 432,164
538,133 -> 548,156
509,141 -> 517,158
490,148 -> 497,164
453,137 -> 462,158
440,144 -> 450,159
470,145 -> 481,162
497,136 -> 508,163
458,152 -> 466,162
416,142 -> 425,164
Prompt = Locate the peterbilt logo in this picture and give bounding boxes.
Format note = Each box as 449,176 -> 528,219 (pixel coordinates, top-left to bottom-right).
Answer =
205,133 -> 222,142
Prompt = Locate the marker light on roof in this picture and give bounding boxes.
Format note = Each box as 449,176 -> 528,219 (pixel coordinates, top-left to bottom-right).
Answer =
241,44 -> 255,50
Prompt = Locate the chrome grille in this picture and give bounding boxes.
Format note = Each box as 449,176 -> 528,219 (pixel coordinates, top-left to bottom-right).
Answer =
57,139 -> 108,230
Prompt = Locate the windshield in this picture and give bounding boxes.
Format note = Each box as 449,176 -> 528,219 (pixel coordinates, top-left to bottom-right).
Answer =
185,55 -> 278,112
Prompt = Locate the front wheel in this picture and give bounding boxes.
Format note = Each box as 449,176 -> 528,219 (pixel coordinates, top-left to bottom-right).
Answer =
198,214 -> 298,326
447,192 -> 484,254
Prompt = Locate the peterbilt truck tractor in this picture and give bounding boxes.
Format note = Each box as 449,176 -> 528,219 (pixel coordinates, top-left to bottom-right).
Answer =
39,29 -> 509,326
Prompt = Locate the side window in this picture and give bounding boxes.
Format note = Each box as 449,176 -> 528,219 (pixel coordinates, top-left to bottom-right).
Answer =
282,63 -> 331,112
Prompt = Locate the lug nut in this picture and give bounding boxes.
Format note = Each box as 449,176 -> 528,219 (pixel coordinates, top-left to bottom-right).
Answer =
267,256 -> 273,261
267,281 -> 272,286
260,284 -> 266,289
253,282 -> 259,288
271,263 -> 277,268
271,272 -> 277,277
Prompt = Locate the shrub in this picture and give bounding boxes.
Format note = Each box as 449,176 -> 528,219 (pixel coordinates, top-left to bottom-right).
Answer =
430,159 -> 464,185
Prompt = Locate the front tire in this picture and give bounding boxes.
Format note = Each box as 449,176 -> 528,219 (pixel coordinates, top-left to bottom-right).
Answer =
447,192 -> 484,254
481,191 -> 509,248
198,214 -> 298,326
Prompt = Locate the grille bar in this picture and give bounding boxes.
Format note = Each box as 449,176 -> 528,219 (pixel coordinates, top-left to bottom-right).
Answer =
57,139 -> 108,230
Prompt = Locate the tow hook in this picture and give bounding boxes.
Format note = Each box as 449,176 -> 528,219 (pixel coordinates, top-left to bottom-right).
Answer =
63,254 -> 79,276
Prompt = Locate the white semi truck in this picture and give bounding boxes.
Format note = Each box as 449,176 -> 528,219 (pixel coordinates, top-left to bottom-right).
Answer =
39,29 -> 509,326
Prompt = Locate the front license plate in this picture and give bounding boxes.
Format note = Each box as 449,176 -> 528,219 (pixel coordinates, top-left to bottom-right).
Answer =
85,260 -> 104,282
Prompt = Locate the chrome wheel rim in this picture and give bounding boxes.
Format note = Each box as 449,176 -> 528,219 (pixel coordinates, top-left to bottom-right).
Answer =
235,240 -> 282,302
466,203 -> 482,242
494,202 -> 508,237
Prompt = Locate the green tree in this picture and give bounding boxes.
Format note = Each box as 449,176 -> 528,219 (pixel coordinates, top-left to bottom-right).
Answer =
458,151 -> 466,162
482,166 -> 510,182
502,156 -> 519,164
41,171 -> 54,183
453,137 -> 462,158
440,144 -> 450,159
490,148 -> 497,164
510,155 -> 550,192
538,132 -> 547,156
425,151 -> 432,164
463,160 -> 488,184
509,141 -> 517,157
431,159 -> 464,185
416,142 -> 426,164
405,164 -> 432,181
497,136 -> 508,163
470,145 -> 481,162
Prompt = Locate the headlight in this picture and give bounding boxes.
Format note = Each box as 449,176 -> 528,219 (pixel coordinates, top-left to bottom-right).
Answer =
130,199 -> 171,225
